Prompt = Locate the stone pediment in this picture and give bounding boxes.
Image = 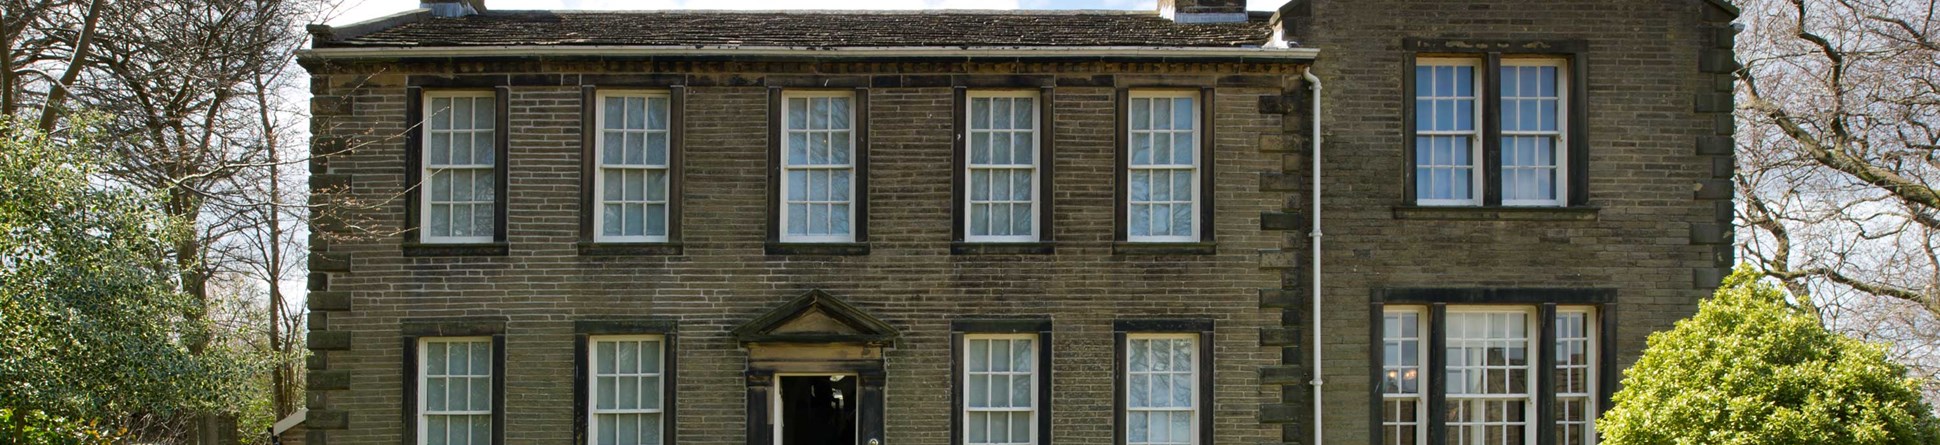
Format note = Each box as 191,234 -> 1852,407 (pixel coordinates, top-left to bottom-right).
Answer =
732,290 -> 900,345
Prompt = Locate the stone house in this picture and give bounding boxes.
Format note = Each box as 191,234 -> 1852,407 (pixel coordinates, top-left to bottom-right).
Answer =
289,0 -> 1739,444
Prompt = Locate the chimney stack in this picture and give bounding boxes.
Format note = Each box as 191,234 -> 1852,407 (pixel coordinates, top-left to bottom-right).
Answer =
1159,0 -> 1248,23
422,0 -> 484,17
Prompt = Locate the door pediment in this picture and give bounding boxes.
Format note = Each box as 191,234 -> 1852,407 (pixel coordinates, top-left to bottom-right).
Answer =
733,289 -> 900,346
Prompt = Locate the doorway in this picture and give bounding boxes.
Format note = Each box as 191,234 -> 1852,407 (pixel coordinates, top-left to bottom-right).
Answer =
774,375 -> 858,445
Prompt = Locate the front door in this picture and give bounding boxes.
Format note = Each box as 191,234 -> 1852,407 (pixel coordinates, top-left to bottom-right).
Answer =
774,375 -> 859,445
736,290 -> 897,445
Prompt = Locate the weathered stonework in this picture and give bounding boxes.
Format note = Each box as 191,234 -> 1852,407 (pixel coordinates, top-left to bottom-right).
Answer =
302,60 -> 1299,445
295,0 -> 1737,444
1274,0 -> 1739,443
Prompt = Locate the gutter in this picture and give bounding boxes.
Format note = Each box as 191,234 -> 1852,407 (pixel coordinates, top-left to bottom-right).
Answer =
271,408 -> 307,437
1301,66 -> 1325,445
297,45 -> 1320,61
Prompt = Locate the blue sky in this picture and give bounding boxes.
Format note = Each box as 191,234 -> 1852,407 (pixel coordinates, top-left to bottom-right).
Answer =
331,0 -> 1288,25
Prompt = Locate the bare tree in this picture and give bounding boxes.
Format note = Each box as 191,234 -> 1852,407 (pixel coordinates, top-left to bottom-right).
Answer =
1734,0 -> 1940,397
5,0 -> 339,441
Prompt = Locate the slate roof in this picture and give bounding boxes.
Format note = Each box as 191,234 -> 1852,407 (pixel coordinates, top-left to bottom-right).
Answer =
315,10 -> 1280,49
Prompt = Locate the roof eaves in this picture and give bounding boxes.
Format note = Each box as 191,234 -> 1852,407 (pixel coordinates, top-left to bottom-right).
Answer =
308,8 -> 431,43
300,44 -> 1320,61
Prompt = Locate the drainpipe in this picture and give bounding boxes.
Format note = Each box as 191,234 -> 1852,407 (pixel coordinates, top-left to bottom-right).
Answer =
1301,66 -> 1325,445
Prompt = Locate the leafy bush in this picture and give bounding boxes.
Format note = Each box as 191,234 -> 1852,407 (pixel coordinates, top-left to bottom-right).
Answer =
0,408 -> 125,445
1599,266 -> 1940,444
0,121 -> 262,439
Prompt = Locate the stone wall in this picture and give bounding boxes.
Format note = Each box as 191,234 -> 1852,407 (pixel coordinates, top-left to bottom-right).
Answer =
300,60 -> 1306,445
1274,0 -> 1739,443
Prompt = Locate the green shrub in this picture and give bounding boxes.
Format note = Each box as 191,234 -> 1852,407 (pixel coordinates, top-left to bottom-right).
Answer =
0,408 -> 125,445
1599,266 -> 1940,444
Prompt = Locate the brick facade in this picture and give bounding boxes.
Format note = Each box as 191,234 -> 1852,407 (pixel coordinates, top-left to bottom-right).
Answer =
1274,0 -> 1739,442
301,60 -> 1303,445
296,1 -> 1737,444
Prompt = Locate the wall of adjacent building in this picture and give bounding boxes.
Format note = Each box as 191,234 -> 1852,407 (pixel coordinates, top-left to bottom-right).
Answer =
1272,0 -> 1739,443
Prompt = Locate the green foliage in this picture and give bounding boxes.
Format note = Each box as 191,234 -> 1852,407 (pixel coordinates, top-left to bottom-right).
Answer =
0,121 -> 261,432
1599,266 -> 1940,444
0,408 -> 126,445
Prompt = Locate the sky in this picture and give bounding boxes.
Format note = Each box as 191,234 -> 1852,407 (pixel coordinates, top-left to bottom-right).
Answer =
328,0 -> 1288,25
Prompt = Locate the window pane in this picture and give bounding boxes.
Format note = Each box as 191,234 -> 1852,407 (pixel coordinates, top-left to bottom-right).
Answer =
788,98 -> 808,130
618,413 -> 638,445
453,98 -> 474,131
1172,133 -> 1192,164
830,97 -> 851,130
786,132 -> 808,165
644,97 -> 668,130
970,203 -> 991,236
1013,98 -> 1034,130
450,129 -> 473,165
785,204 -> 807,235
969,412 -> 989,444
1013,134 -> 1035,165
1010,412 -> 1031,443
971,99 -> 990,130
832,132 -> 851,165
970,133 -> 992,164
643,414 -> 664,445
644,133 -> 669,166
1152,132 -> 1172,167
1152,98 -> 1172,129
468,377 -> 490,411
1012,203 -> 1033,236
831,171 -> 851,201
828,204 -> 849,235
1172,98 -> 1192,130
1011,373 -> 1031,407
428,132 -> 452,165
811,97 -> 830,129
468,97 -> 493,130
465,170 -> 491,202
430,98 -> 453,130
643,204 -> 667,237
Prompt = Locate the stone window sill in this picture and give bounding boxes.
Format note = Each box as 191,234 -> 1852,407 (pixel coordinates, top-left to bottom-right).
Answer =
764,242 -> 871,256
577,242 -> 683,256
401,242 -> 509,257
1391,206 -> 1600,221
952,242 -> 1056,255
1112,241 -> 1218,256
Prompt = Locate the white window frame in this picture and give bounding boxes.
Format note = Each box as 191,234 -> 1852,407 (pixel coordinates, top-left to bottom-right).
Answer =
418,336 -> 493,445
1554,308 -> 1598,445
963,333 -> 1039,445
593,90 -> 674,243
1381,308 -> 1428,445
420,91 -> 498,244
1123,333 -> 1200,445
1413,58 -> 1486,207
1379,306 -> 1600,445
778,90 -> 858,243
1498,58 -> 1569,207
1442,307 -> 1539,445
964,90 -> 1042,243
587,334 -> 668,445
1125,90 -> 1202,243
